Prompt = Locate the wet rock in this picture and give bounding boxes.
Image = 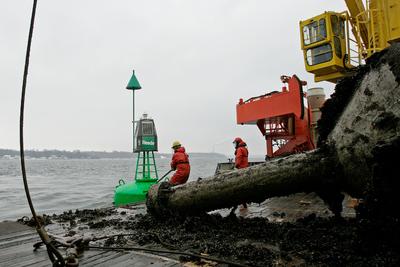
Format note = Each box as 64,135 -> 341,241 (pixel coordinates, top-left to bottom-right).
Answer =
17,214 -> 52,227
67,230 -> 77,236
50,208 -> 117,223
69,219 -> 77,228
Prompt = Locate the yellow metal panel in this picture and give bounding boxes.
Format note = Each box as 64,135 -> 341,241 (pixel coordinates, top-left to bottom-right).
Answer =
307,57 -> 344,76
314,71 -> 347,83
371,0 -> 389,52
387,0 -> 400,42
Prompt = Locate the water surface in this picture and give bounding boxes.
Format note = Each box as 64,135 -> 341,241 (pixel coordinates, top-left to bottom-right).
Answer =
0,154 -> 227,220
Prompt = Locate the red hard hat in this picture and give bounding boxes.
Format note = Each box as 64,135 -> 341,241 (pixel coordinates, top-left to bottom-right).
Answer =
233,137 -> 243,143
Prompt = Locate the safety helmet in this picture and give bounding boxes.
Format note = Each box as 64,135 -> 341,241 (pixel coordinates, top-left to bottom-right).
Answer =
171,140 -> 181,149
233,137 -> 243,144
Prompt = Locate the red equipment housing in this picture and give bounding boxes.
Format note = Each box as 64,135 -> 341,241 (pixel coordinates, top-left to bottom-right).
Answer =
236,75 -> 315,158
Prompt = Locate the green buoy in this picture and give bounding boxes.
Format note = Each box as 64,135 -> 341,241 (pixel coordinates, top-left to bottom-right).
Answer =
114,70 -> 159,206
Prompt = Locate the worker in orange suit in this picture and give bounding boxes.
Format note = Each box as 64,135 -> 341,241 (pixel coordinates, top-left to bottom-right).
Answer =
169,141 -> 191,186
233,137 -> 249,169
233,137 -> 249,209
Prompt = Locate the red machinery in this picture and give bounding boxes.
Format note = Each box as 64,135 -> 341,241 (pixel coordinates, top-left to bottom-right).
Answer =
236,75 -> 319,159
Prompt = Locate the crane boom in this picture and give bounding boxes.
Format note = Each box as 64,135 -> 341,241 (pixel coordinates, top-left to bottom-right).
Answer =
345,0 -> 369,47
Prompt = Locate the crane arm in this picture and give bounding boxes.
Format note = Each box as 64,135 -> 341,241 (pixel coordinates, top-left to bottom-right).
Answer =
345,0 -> 370,48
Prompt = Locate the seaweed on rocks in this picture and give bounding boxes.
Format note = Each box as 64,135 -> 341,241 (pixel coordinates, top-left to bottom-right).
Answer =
46,206 -> 400,266
317,66 -> 367,146
50,208 -> 116,223
78,211 -> 400,266
314,43 -> 400,218
317,43 -> 400,146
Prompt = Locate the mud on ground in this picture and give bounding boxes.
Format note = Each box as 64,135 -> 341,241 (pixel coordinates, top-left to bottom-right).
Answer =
48,207 -> 400,267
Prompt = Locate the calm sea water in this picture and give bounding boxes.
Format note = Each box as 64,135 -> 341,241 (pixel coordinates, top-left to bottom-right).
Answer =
0,154 -> 228,221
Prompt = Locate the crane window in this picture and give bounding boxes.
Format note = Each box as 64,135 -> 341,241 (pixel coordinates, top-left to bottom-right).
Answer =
331,15 -> 345,38
331,15 -> 340,36
334,36 -> 342,58
339,17 -> 345,38
306,44 -> 333,65
303,19 -> 327,45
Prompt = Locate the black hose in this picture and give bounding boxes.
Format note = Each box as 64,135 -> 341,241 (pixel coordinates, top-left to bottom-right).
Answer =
19,1 -> 65,266
87,245 -> 249,267
157,169 -> 173,183
20,0 -> 38,225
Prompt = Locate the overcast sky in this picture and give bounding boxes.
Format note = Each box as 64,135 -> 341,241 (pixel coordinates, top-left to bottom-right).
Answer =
1,1 -> 346,156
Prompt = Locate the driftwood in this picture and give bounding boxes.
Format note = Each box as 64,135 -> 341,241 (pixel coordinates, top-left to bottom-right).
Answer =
147,43 -> 400,217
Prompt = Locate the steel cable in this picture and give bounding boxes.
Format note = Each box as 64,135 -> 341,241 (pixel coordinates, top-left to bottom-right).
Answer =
19,0 -> 66,266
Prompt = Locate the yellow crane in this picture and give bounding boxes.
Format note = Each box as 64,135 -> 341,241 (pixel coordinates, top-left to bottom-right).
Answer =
300,0 -> 400,83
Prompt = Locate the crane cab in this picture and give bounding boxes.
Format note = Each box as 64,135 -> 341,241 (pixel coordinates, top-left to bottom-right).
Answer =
300,12 -> 354,83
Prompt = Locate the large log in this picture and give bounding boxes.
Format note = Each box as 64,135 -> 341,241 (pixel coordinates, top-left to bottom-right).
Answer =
147,43 -> 400,217
147,149 -> 339,215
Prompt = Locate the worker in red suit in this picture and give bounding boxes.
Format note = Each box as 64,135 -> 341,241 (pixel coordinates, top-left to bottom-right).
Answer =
169,141 -> 190,186
233,137 -> 249,169
233,137 -> 249,209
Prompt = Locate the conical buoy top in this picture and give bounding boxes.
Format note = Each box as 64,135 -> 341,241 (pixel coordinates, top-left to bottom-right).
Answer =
126,70 -> 142,90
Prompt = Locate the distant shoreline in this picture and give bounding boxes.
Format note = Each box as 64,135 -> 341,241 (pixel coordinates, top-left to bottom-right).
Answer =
0,149 -> 227,160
